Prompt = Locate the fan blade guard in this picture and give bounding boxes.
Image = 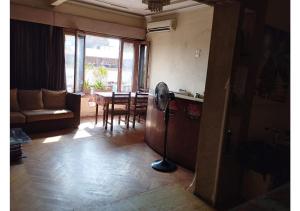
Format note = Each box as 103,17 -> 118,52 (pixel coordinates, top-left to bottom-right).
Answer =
155,82 -> 169,111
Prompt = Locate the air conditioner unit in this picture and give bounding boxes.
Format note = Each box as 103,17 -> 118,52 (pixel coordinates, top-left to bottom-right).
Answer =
147,19 -> 176,33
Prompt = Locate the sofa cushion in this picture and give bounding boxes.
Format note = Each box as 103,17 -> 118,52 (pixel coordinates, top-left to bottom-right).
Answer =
10,89 -> 20,111
10,112 -> 26,124
22,109 -> 74,123
18,90 -> 44,110
42,89 -> 67,109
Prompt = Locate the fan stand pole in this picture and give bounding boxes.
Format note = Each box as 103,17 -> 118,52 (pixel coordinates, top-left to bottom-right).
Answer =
151,104 -> 177,172
162,106 -> 169,162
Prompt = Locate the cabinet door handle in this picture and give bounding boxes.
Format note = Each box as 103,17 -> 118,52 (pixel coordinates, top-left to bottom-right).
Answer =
225,129 -> 232,153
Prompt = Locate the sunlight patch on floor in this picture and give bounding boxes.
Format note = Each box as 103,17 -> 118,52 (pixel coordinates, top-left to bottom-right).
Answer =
43,135 -> 62,143
73,129 -> 92,139
78,121 -> 97,130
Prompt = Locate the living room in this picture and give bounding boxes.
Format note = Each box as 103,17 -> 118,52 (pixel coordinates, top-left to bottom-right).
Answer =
4,0 -> 293,210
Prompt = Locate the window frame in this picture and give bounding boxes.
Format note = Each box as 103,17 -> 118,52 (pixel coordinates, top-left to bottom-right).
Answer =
137,41 -> 150,91
64,32 -> 76,93
75,32 -> 86,93
119,39 -> 138,92
64,29 -> 148,93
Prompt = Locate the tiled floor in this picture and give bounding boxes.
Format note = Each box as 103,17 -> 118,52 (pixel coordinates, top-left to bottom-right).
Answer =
10,118 -> 194,211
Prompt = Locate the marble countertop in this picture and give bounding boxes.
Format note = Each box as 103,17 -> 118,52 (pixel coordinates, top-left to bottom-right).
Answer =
174,93 -> 204,102
149,89 -> 204,103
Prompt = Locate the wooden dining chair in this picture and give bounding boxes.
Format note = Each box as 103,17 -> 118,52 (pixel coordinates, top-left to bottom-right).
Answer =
138,88 -> 149,93
105,92 -> 131,131
130,92 -> 149,128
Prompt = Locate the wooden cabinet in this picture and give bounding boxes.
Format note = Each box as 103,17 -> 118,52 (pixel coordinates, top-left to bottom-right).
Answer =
145,94 -> 202,171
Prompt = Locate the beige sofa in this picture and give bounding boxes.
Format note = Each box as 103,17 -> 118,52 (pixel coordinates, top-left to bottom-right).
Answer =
10,89 -> 81,133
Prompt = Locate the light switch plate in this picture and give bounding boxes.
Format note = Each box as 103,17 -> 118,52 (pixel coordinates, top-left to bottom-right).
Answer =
195,49 -> 201,58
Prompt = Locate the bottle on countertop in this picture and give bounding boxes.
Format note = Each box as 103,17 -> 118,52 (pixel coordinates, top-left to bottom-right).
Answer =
194,93 -> 204,99
178,89 -> 193,97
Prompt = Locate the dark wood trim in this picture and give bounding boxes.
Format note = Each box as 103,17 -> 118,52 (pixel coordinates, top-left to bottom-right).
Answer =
63,28 -> 76,35
95,104 -> 98,125
136,42 -> 150,90
145,42 -> 150,90
64,28 -> 143,42
140,41 -> 149,45
132,42 -> 139,92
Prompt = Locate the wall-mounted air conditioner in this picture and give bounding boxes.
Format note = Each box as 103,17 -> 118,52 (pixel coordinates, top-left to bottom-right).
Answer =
146,19 -> 176,33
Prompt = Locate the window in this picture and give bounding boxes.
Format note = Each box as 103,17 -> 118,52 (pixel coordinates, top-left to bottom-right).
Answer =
64,33 -> 86,93
64,34 -> 75,92
75,34 -> 85,93
121,42 -> 135,92
64,32 -> 148,93
85,35 -> 120,92
138,44 -> 149,90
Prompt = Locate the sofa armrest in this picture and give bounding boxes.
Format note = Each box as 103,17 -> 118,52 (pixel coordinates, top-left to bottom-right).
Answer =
66,92 -> 81,127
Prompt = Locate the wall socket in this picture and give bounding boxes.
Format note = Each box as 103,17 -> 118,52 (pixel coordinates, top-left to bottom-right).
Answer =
195,49 -> 201,58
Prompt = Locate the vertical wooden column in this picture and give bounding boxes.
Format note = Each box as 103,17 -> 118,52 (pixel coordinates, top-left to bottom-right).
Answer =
132,42 -> 140,92
144,41 -> 150,90
193,2 -> 241,205
193,0 -> 269,208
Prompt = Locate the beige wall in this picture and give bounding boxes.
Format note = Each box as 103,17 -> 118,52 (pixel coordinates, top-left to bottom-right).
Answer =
147,6 -> 214,96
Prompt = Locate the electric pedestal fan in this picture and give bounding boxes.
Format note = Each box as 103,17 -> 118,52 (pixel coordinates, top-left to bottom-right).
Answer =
151,82 -> 177,172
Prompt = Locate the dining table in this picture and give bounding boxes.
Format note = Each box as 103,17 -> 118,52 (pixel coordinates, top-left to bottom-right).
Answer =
94,91 -> 149,126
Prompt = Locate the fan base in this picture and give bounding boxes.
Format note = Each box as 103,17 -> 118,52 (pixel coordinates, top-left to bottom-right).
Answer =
151,159 -> 177,172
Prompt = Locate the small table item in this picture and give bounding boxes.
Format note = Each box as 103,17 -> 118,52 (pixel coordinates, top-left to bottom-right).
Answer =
10,128 -> 31,162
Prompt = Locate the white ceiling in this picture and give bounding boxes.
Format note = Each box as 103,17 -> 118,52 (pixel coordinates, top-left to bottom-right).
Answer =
71,0 -> 202,16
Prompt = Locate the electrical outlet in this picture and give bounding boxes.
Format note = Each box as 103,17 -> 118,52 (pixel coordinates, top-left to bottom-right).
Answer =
195,49 -> 201,58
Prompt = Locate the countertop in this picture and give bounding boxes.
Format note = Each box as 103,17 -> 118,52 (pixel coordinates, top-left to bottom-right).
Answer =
174,93 -> 204,102
149,89 -> 204,103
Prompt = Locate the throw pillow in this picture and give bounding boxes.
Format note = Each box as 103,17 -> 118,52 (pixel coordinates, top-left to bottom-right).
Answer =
10,88 -> 20,111
42,89 -> 67,109
18,90 -> 44,110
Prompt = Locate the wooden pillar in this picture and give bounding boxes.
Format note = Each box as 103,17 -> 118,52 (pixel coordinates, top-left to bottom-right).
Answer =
193,0 -> 268,208
132,42 -> 140,92
193,1 -> 241,205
